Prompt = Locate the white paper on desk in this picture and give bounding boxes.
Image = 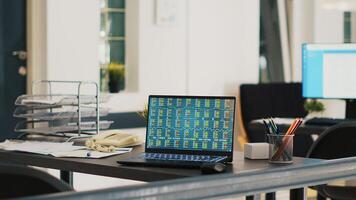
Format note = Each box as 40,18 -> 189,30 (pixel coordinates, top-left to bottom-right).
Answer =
0,140 -> 132,158
51,148 -> 132,158
0,140 -> 84,155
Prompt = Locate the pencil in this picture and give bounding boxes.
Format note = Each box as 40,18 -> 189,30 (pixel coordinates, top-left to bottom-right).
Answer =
271,118 -> 303,161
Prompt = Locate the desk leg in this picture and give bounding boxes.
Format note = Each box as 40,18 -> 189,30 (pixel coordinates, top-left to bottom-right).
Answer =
60,170 -> 73,187
266,192 -> 276,200
290,188 -> 304,200
246,192 -> 275,200
246,195 -> 254,200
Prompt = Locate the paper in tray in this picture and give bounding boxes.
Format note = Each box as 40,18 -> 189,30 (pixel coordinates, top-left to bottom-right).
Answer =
15,94 -> 109,107
14,106 -> 109,120
15,120 -> 113,135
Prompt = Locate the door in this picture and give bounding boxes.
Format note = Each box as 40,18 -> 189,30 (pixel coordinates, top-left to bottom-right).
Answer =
0,0 -> 27,141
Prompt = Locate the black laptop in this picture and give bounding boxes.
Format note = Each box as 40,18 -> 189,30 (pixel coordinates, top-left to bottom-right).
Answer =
117,95 -> 236,168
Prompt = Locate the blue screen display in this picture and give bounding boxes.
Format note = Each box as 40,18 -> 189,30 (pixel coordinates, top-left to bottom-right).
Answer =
302,43 -> 356,99
302,44 -> 324,98
146,96 -> 235,152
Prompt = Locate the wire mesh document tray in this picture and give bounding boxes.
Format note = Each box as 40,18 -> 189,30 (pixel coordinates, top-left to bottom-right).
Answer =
15,94 -> 108,107
15,120 -> 113,135
13,80 -> 109,139
14,106 -> 109,120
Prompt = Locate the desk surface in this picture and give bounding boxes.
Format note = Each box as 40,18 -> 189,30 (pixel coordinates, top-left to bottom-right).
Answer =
0,145 -> 322,182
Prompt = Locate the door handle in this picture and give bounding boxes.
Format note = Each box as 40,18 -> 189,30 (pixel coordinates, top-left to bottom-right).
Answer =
18,66 -> 27,76
12,50 -> 27,60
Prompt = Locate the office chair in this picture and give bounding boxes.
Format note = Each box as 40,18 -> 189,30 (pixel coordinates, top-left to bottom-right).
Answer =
307,122 -> 356,200
104,112 -> 146,129
0,163 -> 73,198
239,82 -> 307,143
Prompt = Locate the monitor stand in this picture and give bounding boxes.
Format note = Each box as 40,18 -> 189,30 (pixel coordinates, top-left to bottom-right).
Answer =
345,100 -> 356,119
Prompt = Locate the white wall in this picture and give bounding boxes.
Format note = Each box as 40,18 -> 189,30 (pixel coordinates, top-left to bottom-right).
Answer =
108,0 -> 260,112
46,0 -> 100,83
138,0 -> 188,95
314,0 -> 344,43
29,0 -> 100,94
187,0 -> 259,95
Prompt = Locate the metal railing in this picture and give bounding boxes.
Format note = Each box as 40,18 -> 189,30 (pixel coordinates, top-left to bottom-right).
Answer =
18,157 -> 356,200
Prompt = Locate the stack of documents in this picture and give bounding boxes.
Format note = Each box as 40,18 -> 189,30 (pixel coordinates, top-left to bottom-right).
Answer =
0,140 -> 131,158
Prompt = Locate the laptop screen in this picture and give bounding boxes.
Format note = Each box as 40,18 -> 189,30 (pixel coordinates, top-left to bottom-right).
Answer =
146,95 -> 236,154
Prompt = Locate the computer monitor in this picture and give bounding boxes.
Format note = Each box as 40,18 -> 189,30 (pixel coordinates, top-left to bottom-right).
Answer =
302,43 -> 356,99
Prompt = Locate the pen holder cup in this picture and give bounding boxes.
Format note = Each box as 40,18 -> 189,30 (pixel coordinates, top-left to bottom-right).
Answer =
267,134 -> 294,164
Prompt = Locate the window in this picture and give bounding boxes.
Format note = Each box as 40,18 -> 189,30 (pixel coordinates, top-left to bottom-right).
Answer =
99,0 -> 126,92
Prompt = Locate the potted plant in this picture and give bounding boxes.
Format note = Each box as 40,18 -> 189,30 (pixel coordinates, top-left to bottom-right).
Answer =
138,104 -> 148,125
304,99 -> 325,118
108,63 -> 125,93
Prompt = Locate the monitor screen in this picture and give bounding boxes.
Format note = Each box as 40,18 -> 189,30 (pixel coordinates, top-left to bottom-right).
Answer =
146,96 -> 235,152
302,43 -> 356,99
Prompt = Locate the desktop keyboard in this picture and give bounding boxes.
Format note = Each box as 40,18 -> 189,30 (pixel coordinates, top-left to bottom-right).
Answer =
305,117 -> 356,126
142,153 -> 227,163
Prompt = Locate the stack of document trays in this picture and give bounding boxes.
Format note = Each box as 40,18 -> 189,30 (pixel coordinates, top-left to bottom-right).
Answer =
14,95 -> 112,137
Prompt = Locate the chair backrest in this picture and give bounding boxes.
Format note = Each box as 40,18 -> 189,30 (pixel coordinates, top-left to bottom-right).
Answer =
104,112 -> 146,129
239,82 -> 307,142
307,122 -> 356,159
0,163 -> 73,198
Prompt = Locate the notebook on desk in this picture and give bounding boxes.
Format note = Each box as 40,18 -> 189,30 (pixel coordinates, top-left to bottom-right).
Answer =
117,95 -> 236,168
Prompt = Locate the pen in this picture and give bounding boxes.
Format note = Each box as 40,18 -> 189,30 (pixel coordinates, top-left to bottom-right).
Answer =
116,148 -> 132,152
269,117 -> 290,159
262,119 -> 271,134
267,118 -> 275,134
268,118 -> 278,135
271,118 -> 280,134
268,121 -> 275,135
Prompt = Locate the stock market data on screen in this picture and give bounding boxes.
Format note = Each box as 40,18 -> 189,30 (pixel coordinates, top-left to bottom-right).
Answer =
146,96 -> 235,152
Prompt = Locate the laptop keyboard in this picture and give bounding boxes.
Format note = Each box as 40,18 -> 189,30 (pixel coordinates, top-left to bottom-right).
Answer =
142,153 -> 227,163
